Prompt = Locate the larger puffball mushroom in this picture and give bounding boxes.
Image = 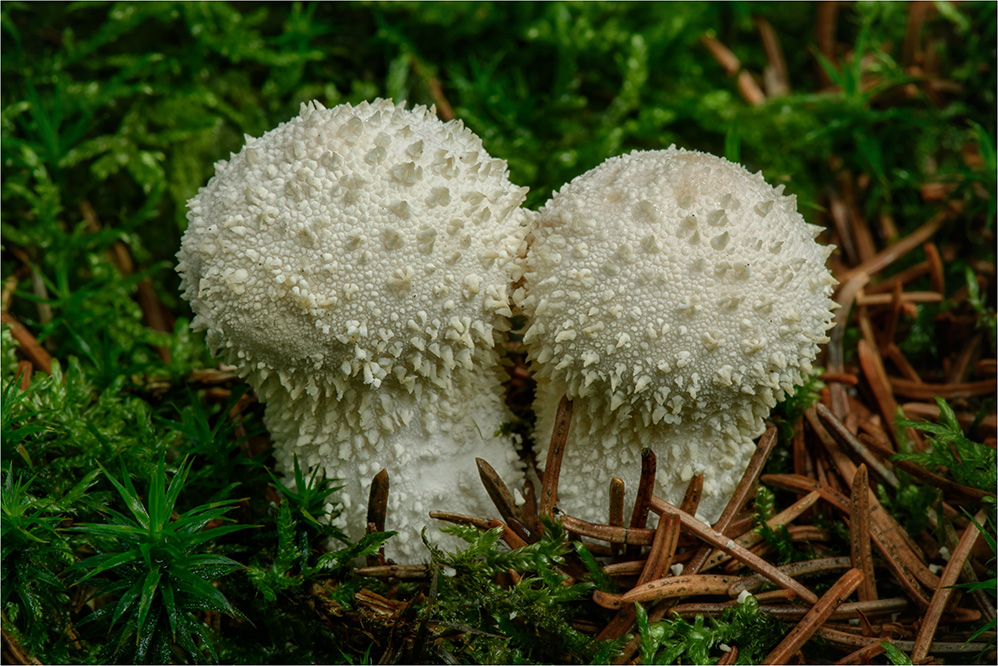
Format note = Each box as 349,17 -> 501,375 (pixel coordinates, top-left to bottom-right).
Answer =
517,147 -> 836,524
177,99 -> 530,560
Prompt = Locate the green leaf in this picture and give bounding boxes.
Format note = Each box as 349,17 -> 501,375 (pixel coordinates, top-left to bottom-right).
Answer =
134,567 -> 163,643
881,640 -> 914,665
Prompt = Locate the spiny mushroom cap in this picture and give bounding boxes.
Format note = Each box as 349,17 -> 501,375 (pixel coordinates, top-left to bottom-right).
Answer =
176,99 -> 531,559
519,147 -> 836,521
178,99 -> 529,397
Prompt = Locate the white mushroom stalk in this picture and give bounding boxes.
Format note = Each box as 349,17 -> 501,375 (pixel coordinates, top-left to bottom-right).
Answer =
517,147 -> 836,524
177,99 -> 530,560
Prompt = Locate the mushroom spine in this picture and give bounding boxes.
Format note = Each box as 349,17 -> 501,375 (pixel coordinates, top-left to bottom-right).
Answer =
177,99 -> 530,560
516,147 -> 836,524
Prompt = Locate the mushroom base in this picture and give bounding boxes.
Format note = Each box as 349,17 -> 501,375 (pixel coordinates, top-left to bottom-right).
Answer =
265,374 -> 526,562
532,379 -> 759,526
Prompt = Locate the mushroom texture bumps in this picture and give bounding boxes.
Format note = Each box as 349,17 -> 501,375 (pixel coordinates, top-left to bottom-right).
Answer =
518,147 -> 836,524
177,99 -> 530,560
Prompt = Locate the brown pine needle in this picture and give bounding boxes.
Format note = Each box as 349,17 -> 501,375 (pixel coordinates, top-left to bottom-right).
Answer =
761,473 -> 936,607
1,312 -> 52,375
539,396 -> 573,520
629,447 -> 657,530
649,496 -> 818,604
815,404 -> 899,488
428,510 -> 492,531
838,210 -> 949,284
476,457 -> 529,541
559,514 -> 655,546
890,376 -> 997,400
355,564 -> 431,579
638,506 -> 682,586
608,477 -> 625,558
762,568 -> 865,665
855,290 -> 942,306
849,465 -> 878,602
366,468 -> 390,566
686,427 -> 778,575
679,474 -> 704,516
729,556 -> 853,597
816,626 -> 992,655
486,518 -> 529,550
16,360 -> 32,391
856,430 -> 995,502
699,490 -> 821,573
911,507 -> 991,662
594,574 -> 738,609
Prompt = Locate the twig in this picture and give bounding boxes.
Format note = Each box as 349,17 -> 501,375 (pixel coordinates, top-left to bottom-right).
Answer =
829,192 -> 859,265
923,242 -> 945,294
521,479 -> 540,535
701,34 -> 740,75
902,0 -> 932,67
762,568 -> 865,664
948,333 -> 983,385
717,644 -> 739,665
1,275 -> 17,311
410,57 -> 455,121
940,514 -> 998,627
596,506 -> 682,640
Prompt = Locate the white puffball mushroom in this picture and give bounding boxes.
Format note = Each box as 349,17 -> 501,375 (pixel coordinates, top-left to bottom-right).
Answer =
518,147 -> 836,524
177,99 -> 531,560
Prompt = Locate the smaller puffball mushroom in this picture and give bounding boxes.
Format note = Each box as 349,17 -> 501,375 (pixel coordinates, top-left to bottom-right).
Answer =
517,147 -> 836,524
177,99 -> 531,560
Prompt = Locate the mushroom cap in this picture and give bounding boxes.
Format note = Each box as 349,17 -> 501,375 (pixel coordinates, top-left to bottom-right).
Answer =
519,147 -> 836,521
521,147 -> 835,427
178,98 -> 530,396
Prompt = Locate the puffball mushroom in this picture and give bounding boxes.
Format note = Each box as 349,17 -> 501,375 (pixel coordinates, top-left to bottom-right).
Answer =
177,99 -> 530,560
518,147 -> 836,524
